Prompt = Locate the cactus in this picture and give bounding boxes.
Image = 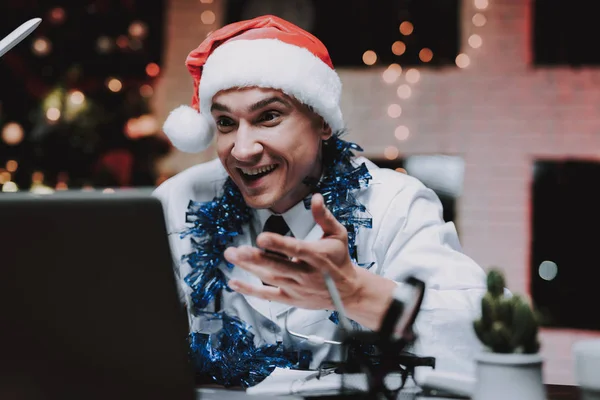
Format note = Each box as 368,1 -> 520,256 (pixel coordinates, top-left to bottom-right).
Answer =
473,269 -> 540,354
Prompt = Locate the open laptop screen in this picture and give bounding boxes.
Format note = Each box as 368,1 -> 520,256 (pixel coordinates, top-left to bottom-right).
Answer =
0,191 -> 195,400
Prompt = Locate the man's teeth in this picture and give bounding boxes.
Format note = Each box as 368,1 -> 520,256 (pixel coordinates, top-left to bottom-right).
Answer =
241,165 -> 276,176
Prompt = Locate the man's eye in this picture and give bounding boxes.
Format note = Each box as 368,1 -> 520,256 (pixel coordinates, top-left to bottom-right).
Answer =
259,112 -> 280,123
217,117 -> 234,127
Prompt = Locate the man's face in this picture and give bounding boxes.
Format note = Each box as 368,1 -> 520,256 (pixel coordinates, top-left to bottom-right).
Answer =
212,87 -> 330,213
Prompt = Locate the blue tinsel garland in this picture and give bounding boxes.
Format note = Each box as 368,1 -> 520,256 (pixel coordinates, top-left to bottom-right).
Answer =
180,133 -> 372,387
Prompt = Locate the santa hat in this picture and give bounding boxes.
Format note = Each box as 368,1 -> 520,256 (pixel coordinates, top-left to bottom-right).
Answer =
162,14 -> 343,153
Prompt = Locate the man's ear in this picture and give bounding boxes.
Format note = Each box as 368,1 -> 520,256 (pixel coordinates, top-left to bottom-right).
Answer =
321,120 -> 332,140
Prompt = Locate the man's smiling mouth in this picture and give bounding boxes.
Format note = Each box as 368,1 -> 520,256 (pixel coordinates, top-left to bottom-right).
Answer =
238,164 -> 278,182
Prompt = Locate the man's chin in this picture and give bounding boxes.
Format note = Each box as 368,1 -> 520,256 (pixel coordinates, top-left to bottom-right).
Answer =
240,192 -> 278,210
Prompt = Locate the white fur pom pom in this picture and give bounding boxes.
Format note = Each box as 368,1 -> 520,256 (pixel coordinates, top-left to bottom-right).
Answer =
162,105 -> 214,153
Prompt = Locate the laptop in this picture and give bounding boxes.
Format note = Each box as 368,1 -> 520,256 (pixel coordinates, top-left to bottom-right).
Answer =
0,190 -> 196,399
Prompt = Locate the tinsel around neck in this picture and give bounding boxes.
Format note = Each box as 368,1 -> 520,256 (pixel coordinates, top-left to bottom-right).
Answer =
180,132 -> 373,387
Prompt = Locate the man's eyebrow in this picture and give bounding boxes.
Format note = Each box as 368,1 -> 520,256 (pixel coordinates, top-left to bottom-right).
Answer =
210,102 -> 230,113
248,96 -> 292,113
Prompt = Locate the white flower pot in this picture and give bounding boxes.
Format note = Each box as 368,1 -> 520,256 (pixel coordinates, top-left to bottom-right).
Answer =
472,352 -> 545,400
573,339 -> 600,400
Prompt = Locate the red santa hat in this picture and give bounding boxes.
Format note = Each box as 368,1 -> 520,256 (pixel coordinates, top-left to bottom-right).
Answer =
162,14 -> 344,153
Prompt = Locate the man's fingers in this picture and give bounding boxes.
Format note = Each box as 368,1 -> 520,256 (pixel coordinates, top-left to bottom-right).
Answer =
224,245 -> 307,280
256,233 -> 348,281
310,193 -> 346,238
228,279 -> 284,302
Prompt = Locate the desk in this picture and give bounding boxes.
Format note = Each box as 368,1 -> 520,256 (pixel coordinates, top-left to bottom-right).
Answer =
546,384 -> 580,400
196,384 -> 580,399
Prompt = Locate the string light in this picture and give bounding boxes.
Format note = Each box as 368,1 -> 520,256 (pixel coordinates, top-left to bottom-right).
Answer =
6,160 -> 18,173
387,104 -> 403,118
362,50 -> 377,66
46,107 -> 61,122
399,21 -> 414,36
1,122 -> 24,146
391,41 -> 406,56
384,146 -> 400,160
201,10 -> 216,24
472,13 -> 487,27
455,53 -> 471,68
145,62 -> 160,77
474,0 -> 489,10
383,0 -> 489,151
139,84 -> 154,97
394,125 -> 410,141
419,48 -> 433,62
405,68 -> 420,83
468,34 -> 483,48
32,37 -> 51,56
396,84 -> 412,99
107,78 -> 123,92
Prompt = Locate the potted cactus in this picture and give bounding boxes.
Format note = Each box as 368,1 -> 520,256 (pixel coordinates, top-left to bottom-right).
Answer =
471,269 -> 546,400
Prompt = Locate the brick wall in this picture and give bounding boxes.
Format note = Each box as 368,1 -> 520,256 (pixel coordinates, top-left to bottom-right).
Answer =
154,0 -> 600,385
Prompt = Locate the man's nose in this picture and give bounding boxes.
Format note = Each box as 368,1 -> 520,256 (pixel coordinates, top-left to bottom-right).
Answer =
231,125 -> 263,162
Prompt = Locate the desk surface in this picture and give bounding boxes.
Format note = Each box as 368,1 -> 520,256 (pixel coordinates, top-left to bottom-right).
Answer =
196,384 -> 580,399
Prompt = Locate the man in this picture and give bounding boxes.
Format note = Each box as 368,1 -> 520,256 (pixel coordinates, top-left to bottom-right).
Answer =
153,14 -> 487,387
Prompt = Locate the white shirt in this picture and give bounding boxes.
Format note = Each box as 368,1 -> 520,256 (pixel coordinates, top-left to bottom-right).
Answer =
152,156 -> 487,376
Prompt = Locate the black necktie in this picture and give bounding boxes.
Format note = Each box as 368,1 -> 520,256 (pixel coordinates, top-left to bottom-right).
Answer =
262,215 -> 291,237
261,215 -> 291,286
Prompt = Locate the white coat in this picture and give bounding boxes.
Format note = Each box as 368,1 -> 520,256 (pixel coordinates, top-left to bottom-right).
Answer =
152,156 -> 488,377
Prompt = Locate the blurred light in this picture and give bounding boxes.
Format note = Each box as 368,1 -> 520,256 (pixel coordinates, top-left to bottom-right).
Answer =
200,0 -> 214,3
405,68 -> 420,83
394,125 -> 410,141
107,78 -> 123,92
382,67 -> 400,84
2,181 -> 18,193
46,107 -> 61,122
32,37 -> 51,56
399,21 -> 414,35
362,50 -> 377,66
419,48 -> 433,62
396,84 -> 412,99
468,34 -> 483,48
32,171 -> 44,184
6,160 -> 18,173
455,53 -> 471,68
472,13 -> 487,26
55,182 -> 68,191
539,261 -> 558,281
0,171 -> 10,184
384,146 -> 399,160
387,104 -> 402,118
69,90 -> 85,105
96,36 -> 113,53
474,0 -> 489,10
391,41 -> 406,56
388,63 -> 402,74
48,7 -> 66,24
395,168 -> 407,174
30,184 -> 54,194
1,122 -> 24,146
116,35 -> 129,49
140,84 -> 154,97
128,38 -> 143,51
145,63 -> 160,77
201,10 -> 216,24
125,114 -> 159,139
128,21 -> 148,39
103,188 -> 116,194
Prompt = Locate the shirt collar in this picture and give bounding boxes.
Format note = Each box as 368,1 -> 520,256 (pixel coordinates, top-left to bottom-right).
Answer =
255,200 -> 315,240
